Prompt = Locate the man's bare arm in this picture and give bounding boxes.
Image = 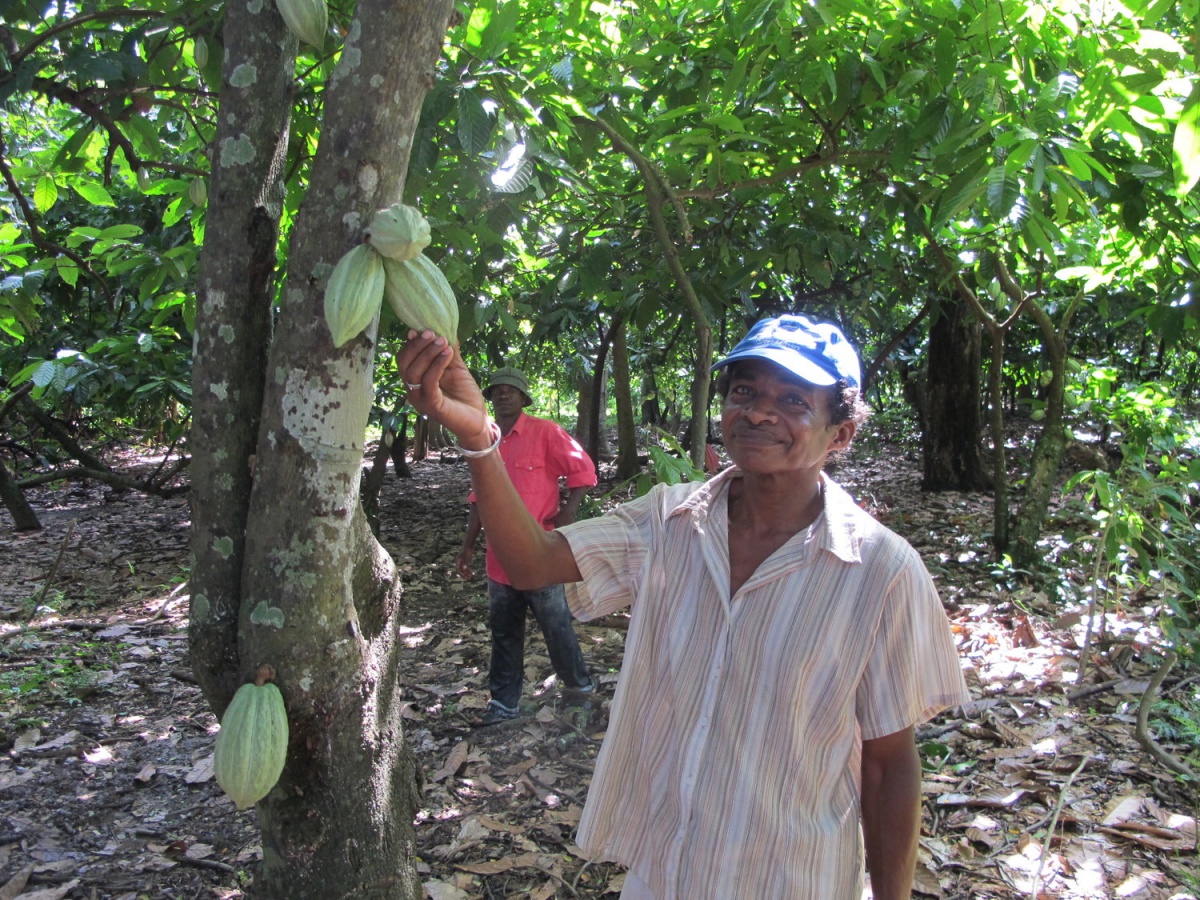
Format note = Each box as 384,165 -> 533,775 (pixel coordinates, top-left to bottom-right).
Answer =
860,725 -> 920,900
399,332 -> 581,589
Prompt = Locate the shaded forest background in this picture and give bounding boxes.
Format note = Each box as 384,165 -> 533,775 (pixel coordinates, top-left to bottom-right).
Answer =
2,0 -> 1199,896
1,428 -> 1198,899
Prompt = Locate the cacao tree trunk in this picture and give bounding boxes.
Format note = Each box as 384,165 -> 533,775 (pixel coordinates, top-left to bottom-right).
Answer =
189,0 -> 294,711
612,320 -> 641,481
0,456 -> 40,532
583,317 -> 618,468
921,297 -> 991,491
1011,301 -> 1076,569
0,387 -> 40,531
190,1 -> 454,897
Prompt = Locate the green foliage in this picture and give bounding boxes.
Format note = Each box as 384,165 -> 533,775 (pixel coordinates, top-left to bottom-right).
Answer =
1065,368 -> 1200,657
1151,695 -> 1200,771
0,634 -> 122,710
634,429 -> 706,496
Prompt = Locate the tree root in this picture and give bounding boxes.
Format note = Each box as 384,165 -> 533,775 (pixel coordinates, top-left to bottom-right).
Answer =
1136,652 -> 1197,782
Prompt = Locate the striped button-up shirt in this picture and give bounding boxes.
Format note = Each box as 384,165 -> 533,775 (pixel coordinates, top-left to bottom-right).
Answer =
559,467 -> 970,899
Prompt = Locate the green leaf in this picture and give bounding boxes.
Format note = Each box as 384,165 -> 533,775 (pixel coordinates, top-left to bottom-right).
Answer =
98,224 -> 144,240
463,2 -> 494,51
72,181 -> 116,207
986,165 -> 1020,220
1173,83 -> 1200,195
31,360 -> 57,388
457,90 -> 495,157
33,175 -> 58,212
933,166 -> 987,227
477,0 -> 520,59
55,257 -> 80,288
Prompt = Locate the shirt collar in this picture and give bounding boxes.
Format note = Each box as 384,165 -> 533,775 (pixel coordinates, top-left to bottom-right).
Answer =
668,467 -> 863,564
500,411 -> 529,436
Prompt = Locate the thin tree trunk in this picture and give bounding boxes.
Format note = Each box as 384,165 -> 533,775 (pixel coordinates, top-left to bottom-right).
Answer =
585,316 -> 620,470
612,320 -> 640,481
390,415 -> 412,477
0,456 -> 40,531
0,386 -> 41,531
1011,296 -> 1078,568
189,0 -> 294,708
987,332 -> 1009,554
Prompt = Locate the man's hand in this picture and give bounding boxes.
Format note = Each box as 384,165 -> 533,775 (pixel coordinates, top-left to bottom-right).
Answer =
454,547 -> 476,580
397,331 -> 489,447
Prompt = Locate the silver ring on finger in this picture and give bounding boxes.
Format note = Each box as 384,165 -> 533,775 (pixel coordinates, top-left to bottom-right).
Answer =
405,382 -> 421,391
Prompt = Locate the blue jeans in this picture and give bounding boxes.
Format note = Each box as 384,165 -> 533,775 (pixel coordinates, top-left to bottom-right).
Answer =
487,578 -> 593,710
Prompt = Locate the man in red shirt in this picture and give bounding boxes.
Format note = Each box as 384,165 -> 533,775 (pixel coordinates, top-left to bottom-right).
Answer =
455,367 -> 598,726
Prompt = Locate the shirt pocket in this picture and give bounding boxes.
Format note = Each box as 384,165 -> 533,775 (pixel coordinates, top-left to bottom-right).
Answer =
507,453 -> 547,476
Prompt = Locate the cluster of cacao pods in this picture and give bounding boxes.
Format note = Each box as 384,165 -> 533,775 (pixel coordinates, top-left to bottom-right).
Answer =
276,0 -> 327,48
323,203 -> 459,347
213,667 -> 289,810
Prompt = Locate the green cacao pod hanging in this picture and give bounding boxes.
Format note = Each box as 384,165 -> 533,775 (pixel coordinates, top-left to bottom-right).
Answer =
193,36 -> 209,69
189,177 -> 206,208
213,670 -> 289,810
324,244 -> 386,348
366,204 -> 431,262
275,0 -> 327,48
382,253 -> 459,341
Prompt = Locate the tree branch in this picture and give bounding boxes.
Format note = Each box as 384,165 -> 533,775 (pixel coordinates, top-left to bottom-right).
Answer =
581,114 -> 713,466
16,464 -> 188,497
8,8 -> 167,67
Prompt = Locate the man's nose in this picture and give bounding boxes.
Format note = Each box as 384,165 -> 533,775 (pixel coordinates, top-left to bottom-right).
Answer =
742,397 -> 778,423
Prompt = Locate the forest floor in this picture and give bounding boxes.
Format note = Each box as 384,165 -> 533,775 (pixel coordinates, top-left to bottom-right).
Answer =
0,430 -> 1197,900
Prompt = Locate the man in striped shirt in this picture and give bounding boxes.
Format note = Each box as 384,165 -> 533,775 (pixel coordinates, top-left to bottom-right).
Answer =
400,314 -> 970,900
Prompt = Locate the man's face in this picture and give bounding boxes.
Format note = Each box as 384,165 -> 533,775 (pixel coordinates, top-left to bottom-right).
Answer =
720,359 -> 853,477
487,383 -> 525,417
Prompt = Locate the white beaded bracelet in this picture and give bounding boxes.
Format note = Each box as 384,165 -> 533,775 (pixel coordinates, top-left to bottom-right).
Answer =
452,420 -> 502,458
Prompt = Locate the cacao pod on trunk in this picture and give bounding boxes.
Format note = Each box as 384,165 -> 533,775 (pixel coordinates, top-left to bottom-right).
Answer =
324,243 -> 386,348
276,0 -> 327,48
367,204 -> 431,262
382,253 -> 459,342
213,680 -> 289,810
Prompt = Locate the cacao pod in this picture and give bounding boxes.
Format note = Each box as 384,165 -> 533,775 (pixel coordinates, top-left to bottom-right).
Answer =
193,36 -> 209,69
276,0 -> 327,48
189,177 -> 206,208
382,253 -> 459,341
366,204 -> 431,262
136,168 -> 150,192
324,244 -> 386,347
213,679 -> 289,810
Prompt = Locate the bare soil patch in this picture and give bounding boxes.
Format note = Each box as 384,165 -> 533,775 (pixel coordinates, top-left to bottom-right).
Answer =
0,442 -> 1196,899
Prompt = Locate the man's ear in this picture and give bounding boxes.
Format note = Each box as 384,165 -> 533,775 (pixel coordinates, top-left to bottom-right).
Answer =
828,420 -> 856,452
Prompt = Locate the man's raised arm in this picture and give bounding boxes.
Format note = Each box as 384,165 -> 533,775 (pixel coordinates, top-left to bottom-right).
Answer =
397,331 -> 581,589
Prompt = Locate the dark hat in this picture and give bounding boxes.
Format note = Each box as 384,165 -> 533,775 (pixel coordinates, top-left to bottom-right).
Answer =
712,314 -> 862,389
483,367 -> 533,406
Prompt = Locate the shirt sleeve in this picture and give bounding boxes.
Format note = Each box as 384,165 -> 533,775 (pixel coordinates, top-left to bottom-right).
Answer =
545,423 -> 598,488
855,543 -> 971,740
558,487 -> 664,620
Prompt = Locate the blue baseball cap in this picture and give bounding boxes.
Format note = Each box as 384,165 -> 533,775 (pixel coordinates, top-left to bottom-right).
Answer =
712,314 -> 862,389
